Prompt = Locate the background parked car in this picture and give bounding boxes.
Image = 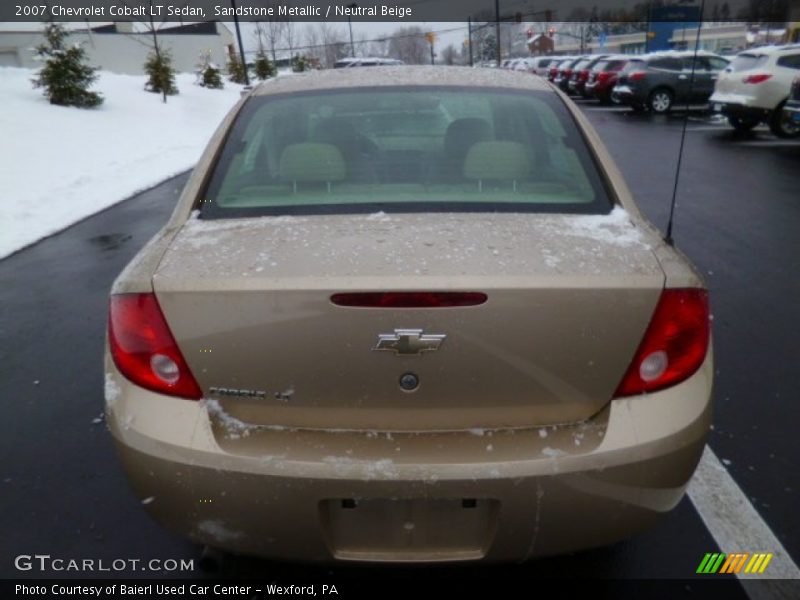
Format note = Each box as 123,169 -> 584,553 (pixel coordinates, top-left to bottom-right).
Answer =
585,55 -> 630,104
528,56 -> 558,77
614,51 -> 730,113
783,75 -> 800,125
568,55 -> 610,97
710,44 -> 800,137
554,56 -> 586,93
547,58 -> 569,83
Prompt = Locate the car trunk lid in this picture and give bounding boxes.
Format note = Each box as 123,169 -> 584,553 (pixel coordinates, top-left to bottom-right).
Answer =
152,209 -> 664,431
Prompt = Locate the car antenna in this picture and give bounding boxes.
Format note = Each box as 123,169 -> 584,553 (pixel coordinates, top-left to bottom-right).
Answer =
665,3 -> 706,247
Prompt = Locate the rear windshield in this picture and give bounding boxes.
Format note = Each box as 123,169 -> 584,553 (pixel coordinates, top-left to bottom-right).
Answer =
621,59 -> 646,72
200,87 -> 612,217
729,54 -> 769,72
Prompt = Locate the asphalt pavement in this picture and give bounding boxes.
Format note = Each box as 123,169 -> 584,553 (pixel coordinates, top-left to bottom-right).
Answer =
1,101 -> 797,592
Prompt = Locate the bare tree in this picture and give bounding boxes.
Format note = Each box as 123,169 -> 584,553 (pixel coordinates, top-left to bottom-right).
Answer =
441,44 -> 459,66
254,19 -> 285,62
316,22 -> 347,68
354,32 -> 370,58
303,25 -> 322,65
387,26 -> 428,65
367,37 -> 390,58
283,21 -> 297,62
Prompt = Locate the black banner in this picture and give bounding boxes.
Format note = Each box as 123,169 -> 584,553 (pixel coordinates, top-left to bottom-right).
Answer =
2,0 -> 794,23
3,577 -> 766,600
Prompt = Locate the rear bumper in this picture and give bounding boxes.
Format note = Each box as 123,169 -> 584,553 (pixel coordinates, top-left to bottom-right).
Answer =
106,351 -> 713,563
709,92 -> 773,120
612,84 -> 645,104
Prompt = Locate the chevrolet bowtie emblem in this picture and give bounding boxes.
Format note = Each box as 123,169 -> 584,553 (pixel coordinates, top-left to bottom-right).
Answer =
373,329 -> 446,355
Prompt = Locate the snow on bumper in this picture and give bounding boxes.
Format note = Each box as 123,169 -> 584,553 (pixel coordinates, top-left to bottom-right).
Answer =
105,353 -> 713,562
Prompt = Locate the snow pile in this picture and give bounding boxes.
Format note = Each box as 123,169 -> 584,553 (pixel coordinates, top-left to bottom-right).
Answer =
565,206 -> 645,247
0,67 -> 243,259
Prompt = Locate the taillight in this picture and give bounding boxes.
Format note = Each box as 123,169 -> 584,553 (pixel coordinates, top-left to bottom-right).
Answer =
613,289 -> 710,397
108,293 -> 202,400
598,72 -> 611,82
331,292 -> 487,308
628,71 -> 647,81
742,73 -> 772,84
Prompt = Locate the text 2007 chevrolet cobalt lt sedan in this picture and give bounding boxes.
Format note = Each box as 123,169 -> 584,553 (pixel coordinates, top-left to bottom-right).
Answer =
105,66 -> 711,563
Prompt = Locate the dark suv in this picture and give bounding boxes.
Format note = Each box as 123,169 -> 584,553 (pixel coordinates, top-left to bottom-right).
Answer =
784,75 -> 800,125
585,55 -> 630,104
613,51 -> 730,113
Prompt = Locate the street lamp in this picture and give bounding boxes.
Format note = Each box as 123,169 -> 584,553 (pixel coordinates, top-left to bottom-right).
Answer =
347,2 -> 357,58
230,0 -> 249,86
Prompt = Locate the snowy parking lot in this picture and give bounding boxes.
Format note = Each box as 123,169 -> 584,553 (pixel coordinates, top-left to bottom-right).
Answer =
0,68 -> 243,258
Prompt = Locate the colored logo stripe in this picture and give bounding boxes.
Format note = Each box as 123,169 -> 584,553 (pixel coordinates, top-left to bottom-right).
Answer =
698,552 -> 774,574
745,553 -> 774,574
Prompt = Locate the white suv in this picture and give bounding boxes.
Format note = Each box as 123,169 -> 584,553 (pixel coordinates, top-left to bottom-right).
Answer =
710,44 -> 800,137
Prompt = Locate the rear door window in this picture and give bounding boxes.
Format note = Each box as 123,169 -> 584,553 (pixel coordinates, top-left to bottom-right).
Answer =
200,87 -> 613,217
729,54 -> 768,71
776,54 -> 800,70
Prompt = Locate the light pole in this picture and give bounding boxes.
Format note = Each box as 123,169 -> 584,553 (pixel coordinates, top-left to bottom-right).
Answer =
467,16 -> 474,66
230,0 -> 249,86
347,2 -> 357,58
495,0 -> 502,66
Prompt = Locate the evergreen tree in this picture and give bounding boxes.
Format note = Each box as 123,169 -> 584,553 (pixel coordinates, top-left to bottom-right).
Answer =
201,65 -> 224,89
196,50 -> 223,89
253,51 -> 276,80
293,54 -> 311,73
227,52 -> 248,84
144,49 -> 178,96
32,22 -> 103,108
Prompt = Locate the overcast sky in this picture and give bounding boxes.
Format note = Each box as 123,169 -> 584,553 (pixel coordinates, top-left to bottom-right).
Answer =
239,21 -> 469,55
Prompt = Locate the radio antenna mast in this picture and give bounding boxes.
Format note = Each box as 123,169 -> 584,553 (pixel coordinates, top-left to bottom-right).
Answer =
665,1 -> 706,246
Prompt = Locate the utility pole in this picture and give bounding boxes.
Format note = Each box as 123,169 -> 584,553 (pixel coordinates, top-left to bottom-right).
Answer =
230,0 -> 249,86
425,31 -> 436,65
467,16 -> 474,66
347,2 -> 358,57
495,0 -> 501,66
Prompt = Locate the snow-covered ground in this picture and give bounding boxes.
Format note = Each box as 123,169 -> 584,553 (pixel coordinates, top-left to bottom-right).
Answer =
0,68 -> 244,259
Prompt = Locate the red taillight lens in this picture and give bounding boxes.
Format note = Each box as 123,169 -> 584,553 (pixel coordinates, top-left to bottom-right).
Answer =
613,289 -> 710,397
108,293 -> 202,400
628,71 -> 647,81
330,292 -> 487,308
742,73 -> 772,84
598,72 -> 611,82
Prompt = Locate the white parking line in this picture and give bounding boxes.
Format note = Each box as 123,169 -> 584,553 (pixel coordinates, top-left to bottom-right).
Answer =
736,140 -> 800,147
688,445 -> 800,596
582,106 -> 629,112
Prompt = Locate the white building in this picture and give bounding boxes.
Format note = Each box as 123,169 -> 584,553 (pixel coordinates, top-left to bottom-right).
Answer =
0,21 -> 234,74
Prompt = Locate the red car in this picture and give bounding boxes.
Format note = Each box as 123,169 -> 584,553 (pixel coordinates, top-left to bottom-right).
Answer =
568,55 -> 610,97
547,58 -> 568,83
584,55 -> 630,104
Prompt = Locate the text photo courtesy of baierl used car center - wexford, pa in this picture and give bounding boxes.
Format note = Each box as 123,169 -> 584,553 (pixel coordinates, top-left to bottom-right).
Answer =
1,1 -> 799,599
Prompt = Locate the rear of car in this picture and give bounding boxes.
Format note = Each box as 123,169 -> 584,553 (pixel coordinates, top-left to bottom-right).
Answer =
783,75 -> 800,123
568,55 -> 608,97
531,56 -> 557,77
710,45 -> 800,137
554,57 -> 583,92
614,52 -> 729,113
585,56 -> 629,104
546,59 -> 562,82
105,67 -> 712,563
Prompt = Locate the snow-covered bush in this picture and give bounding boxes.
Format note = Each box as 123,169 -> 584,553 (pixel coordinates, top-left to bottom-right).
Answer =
32,22 -> 103,108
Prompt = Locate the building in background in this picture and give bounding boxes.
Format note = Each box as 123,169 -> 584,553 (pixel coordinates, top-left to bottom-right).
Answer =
0,21 -> 233,74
